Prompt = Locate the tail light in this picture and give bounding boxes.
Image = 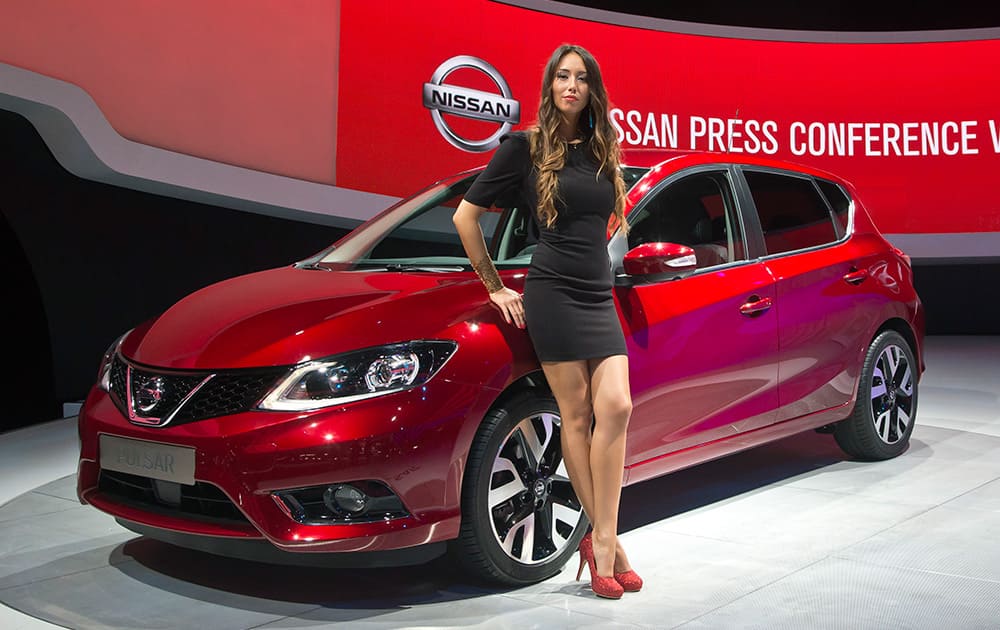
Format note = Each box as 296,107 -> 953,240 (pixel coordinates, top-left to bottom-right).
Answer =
891,246 -> 912,267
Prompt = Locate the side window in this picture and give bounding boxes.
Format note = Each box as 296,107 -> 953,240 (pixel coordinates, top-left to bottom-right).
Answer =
817,179 -> 851,236
492,205 -> 538,262
489,186 -> 536,263
367,180 -> 500,262
744,170 -> 840,255
627,171 -> 745,269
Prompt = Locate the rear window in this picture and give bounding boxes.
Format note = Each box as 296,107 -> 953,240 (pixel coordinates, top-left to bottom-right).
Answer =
743,170 -> 840,255
816,179 -> 851,236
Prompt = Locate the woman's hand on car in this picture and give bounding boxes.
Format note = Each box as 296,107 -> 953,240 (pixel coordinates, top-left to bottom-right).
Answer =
490,287 -> 525,329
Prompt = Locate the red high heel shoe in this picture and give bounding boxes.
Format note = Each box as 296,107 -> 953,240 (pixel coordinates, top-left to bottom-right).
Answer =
576,532 -> 624,599
614,569 -> 644,592
580,533 -> 644,592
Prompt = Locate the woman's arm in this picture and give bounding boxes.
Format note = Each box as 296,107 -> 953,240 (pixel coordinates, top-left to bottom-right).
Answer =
453,200 -> 525,329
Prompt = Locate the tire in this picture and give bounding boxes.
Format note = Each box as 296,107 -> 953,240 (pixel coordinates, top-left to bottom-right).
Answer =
834,330 -> 918,460
450,391 -> 589,585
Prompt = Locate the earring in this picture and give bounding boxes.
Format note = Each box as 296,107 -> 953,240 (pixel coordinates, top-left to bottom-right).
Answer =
589,107 -> 594,129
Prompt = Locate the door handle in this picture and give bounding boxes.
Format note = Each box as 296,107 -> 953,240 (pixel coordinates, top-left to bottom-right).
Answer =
739,295 -> 773,317
843,268 -> 868,285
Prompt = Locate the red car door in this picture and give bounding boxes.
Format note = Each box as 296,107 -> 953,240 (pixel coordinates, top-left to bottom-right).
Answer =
612,168 -> 779,470
738,168 -> 881,423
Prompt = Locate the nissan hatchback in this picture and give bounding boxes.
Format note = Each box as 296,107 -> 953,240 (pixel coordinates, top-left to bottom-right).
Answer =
77,150 -> 924,585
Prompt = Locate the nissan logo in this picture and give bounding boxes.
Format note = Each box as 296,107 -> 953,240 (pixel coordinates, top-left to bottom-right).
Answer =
136,376 -> 166,414
422,55 -> 521,152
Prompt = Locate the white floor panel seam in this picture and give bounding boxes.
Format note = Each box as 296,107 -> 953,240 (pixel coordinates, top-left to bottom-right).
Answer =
938,475 -> 1000,509
28,490 -> 79,503
244,612 -> 320,630
825,553 -> 1000,586
919,421 -> 1000,435
826,503 -> 940,549
498,594 -> 638,624
670,556 -> 833,629
772,482 -> 948,506
0,561 -> 137,594
638,529 -> 754,545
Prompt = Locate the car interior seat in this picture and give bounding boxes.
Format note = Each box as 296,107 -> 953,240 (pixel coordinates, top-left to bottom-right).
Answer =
639,190 -> 728,268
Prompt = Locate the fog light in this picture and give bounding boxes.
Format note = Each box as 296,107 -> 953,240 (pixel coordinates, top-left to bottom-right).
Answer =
273,479 -> 408,525
324,484 -> 368,515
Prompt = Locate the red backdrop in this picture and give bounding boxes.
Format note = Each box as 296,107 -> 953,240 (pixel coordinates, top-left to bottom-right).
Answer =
2,0 -> 998,234
337,1 -> 1000,234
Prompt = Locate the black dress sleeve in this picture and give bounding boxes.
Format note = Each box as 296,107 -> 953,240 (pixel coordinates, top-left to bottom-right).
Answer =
463,132 -> 529,208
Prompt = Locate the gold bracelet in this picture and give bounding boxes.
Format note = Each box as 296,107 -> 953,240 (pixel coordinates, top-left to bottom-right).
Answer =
471,255 -> 504,294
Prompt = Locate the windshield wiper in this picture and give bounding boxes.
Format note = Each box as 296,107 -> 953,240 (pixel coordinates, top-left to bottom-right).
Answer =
294,262 -> 331,271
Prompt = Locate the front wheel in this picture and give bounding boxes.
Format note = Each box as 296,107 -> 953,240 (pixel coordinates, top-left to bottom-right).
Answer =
834,330 -> 918,460
450,392 -> 588,585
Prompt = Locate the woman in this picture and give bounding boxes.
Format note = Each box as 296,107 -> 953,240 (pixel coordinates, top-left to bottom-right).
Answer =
452,44 -> 641,599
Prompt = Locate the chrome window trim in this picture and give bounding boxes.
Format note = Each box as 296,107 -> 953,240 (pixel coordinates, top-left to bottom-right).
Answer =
736,165 -> 853,260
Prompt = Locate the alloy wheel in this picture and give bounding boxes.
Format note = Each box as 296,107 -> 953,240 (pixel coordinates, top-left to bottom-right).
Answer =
869,343 -> 914,445
487,412 -> 584,565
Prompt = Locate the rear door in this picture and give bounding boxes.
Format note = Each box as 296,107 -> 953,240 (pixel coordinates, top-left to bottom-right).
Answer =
736,168 -> 883,423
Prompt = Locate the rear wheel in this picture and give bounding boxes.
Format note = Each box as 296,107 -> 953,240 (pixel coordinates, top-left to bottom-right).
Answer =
450,392 -> 588,585
834,330 -> 918,460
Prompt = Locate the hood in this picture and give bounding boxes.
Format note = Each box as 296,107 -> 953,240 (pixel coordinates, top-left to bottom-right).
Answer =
124,265 -> 486,369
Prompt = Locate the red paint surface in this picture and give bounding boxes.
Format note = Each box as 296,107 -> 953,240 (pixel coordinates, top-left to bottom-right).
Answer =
0,0 -> 339,184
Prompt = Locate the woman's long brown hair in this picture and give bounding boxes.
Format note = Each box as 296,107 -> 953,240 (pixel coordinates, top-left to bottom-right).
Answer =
528,44 -> 627,234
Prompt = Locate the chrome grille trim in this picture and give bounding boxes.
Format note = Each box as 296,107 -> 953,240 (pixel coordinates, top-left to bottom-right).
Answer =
126,369 -> 215,427
107,354 -> 289,427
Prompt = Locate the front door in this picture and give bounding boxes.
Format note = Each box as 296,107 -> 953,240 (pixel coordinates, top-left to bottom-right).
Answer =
613,169 -> 780,469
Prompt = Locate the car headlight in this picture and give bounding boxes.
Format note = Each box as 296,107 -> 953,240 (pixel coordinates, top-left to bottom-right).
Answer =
98,330 -> 131,392
258,340 -> 458,411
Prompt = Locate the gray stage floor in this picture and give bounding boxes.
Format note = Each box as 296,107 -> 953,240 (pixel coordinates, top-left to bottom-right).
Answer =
1,336 -> 998,629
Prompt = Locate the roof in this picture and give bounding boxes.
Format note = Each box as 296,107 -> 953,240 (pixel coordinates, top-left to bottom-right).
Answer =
622,147 -> 850,186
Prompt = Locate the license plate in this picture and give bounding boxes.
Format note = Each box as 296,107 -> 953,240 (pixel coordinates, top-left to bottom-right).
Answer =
99,434 -> 196,486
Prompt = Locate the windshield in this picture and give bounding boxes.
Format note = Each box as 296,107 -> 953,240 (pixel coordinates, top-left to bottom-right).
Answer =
315,166 -> 649,269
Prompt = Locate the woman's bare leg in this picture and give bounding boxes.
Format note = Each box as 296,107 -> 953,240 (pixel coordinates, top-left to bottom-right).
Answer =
540,360 -> 606,575
588,354 -> 633,574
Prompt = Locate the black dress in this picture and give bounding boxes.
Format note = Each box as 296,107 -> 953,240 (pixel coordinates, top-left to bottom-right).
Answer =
464,131 -> 628,361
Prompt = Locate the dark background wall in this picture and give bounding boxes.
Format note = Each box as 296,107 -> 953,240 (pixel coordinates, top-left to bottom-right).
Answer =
0,110 -> 349,431
3,3 -> 999,431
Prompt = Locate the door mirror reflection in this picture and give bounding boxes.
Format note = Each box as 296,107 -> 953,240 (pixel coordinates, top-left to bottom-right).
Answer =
622,242 -> 697,276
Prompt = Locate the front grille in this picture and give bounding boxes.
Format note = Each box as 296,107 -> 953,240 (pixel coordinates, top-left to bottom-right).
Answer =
130,368 -> 205,418
109,355 -> 129,417
172,371 -> 285,422
98,469 -> 251,526
106,355 -> 287,427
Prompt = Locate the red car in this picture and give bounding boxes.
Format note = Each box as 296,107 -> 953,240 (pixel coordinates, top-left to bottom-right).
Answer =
77,149 -> 924,585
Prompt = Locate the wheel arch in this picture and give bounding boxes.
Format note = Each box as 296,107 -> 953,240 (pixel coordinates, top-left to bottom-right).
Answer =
486,370 -> 552,415
445,368 -> 553,524
447,369 -> 587,585
454,369 -> 553,479
873,317 -> 921,378
834,316 -> 920,460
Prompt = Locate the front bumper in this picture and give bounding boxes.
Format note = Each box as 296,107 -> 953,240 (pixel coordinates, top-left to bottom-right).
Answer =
77,376 -> 493,557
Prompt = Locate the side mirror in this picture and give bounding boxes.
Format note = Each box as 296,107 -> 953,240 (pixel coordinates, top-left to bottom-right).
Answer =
622,242 -> 697,276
